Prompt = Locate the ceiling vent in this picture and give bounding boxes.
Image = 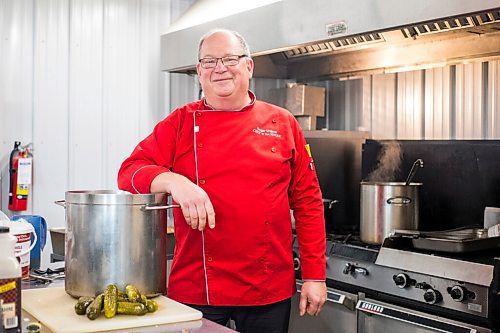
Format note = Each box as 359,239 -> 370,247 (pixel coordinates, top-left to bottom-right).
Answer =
285,32 -> 385,59
401,10 -> 500,39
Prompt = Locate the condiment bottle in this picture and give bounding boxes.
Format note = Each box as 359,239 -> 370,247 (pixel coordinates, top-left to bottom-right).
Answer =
0,226 -> 22,333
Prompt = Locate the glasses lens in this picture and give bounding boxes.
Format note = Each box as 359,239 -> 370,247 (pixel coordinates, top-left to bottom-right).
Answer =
201,59 -> 217,68
221,56 -> 240,66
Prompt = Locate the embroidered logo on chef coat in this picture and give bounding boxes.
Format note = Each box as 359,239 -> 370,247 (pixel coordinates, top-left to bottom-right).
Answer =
252,127 -> 282,138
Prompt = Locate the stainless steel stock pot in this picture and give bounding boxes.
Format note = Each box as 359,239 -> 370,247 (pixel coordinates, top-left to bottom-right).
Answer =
360,182 -> 421,245
56,190 -> 177,298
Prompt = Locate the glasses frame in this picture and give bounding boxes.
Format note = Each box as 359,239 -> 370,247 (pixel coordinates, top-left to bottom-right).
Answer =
198,55 -> 248,69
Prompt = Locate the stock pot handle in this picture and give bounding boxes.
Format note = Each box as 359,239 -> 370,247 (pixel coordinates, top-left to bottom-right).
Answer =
141,204 -> 180,211
387,196 -> 412,205
54,200 -> 66,208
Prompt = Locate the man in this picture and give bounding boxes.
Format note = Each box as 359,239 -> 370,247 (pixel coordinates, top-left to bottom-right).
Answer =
118,29 -> 326,333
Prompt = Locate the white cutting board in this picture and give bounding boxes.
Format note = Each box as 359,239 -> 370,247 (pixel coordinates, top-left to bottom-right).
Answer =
22,287 -> 202,333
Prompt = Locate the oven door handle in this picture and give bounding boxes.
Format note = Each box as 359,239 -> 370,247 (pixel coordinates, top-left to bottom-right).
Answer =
296,281 -> 356,311
356,300 -> 477,333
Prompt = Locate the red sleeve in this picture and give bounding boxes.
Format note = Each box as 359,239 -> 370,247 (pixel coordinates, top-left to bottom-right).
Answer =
288,116 -> 326,280
117,110 -> 182,194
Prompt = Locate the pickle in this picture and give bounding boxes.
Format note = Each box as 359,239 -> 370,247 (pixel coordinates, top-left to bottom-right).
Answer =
116,302 -> 147,316
117,290 -> 128,302
104,284 -> 118,318
125,284 -> 141,302
74,296 -> 94,315
86,293 -> 104,320
146,299 -> 159,313
139,294 -> 148,305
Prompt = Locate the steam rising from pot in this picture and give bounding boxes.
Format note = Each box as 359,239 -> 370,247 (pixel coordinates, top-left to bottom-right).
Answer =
366,141 -> 402,182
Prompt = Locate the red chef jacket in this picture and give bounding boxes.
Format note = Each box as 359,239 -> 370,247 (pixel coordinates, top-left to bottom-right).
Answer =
118,91 -> 326,306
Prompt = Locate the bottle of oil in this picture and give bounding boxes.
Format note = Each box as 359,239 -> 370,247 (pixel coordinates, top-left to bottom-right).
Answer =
0,226 -> 22,333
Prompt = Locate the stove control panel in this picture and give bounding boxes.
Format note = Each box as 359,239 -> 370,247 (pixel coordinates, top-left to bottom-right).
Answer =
328,256 -> 489,318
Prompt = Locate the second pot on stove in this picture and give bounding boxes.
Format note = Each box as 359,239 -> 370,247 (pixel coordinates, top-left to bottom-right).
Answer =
360,182 -> 422,245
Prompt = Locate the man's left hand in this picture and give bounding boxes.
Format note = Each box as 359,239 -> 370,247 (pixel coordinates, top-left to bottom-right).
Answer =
298,281 -> 327,316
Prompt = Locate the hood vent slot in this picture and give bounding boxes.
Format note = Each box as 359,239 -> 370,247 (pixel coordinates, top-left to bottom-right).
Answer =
285,32 -> 385,59
401,10 -> 500,39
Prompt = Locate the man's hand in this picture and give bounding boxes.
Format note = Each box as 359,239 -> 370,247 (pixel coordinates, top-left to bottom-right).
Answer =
151,172 -> 216,230
298,281 -> 327,316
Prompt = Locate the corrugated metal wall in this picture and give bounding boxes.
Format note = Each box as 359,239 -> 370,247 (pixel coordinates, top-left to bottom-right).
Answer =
251,59 -> 500,141
250,60 -> 500,140
331,60 -> 500,139
0,0 -> 173,263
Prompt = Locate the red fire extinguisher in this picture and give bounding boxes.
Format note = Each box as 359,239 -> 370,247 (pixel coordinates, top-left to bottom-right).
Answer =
9,141 -> 33,211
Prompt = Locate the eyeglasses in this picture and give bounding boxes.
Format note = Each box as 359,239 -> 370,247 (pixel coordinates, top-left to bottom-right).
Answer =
198,55 -> 247,69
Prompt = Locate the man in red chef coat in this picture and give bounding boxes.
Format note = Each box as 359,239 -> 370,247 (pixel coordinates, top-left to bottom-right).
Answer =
118,29 -> 326,333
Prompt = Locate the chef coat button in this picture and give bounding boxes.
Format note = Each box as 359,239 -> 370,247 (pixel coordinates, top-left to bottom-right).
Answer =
271,147 -> 276,153
198,143 -> 203,148
207,256 -> 213,262
199,179 -> 206,185
196,112 -> 202,117
272,119 -> 277,124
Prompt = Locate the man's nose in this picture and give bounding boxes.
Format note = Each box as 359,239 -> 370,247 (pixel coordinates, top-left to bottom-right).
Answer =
214,59 -> 227,71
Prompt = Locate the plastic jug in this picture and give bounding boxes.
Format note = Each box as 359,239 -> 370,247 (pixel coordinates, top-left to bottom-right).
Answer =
0,226 -> 22,332
0,219 -> 37,280
12,215 -> 47,269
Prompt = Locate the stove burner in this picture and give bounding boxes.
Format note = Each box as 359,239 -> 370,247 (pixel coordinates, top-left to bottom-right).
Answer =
29,267 -> 65,285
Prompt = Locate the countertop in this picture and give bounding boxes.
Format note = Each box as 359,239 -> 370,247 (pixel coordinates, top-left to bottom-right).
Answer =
21,278 -> 234,333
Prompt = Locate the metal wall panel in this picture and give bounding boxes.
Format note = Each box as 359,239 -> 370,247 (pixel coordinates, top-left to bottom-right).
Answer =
424,67 -> 451,139
325,79 -> 363,131
0,0 -> 172,266
487,60 -> 500,138
321,59 -> 500,141
454,62 -> 485,139
396,70 -> 424,139
31,0 -> 70,231
0,0 -> 34,211
68,0 -> 105,189
370,74 -> 397,139
102,0 -> 141,189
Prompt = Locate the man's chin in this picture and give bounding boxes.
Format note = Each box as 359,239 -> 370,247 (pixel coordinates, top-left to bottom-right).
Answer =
213,88 -> 234,98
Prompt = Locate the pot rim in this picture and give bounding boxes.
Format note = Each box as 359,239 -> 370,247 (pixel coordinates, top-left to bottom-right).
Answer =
64,190 -> 168,205
360,181 -> 423,186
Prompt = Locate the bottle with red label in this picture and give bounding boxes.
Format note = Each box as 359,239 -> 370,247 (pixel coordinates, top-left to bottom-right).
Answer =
0,226 -> 22,333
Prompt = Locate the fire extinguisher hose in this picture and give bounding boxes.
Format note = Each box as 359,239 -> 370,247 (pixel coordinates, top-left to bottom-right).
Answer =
8,141 -> 21,205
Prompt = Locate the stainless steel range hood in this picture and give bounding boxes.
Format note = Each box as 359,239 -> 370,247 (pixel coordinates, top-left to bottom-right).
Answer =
161,0 -> 500,79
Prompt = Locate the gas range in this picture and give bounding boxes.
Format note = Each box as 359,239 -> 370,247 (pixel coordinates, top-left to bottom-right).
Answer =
292,233 -> 500,331
328,238 -> 493,317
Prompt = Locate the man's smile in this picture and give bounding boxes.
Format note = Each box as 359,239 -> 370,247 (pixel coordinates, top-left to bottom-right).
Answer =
212,76 -> 233,82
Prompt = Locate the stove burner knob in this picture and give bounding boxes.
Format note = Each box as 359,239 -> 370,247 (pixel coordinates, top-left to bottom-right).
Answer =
423,289 -> 442,304
343,263 -> 354,275
393,273 -> 410,288
342,263 -> 369,276
448,286 -> 467,302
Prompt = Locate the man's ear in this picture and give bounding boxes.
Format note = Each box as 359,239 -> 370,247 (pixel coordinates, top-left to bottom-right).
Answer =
246,58 -> 254,79
196,63 -> 202,77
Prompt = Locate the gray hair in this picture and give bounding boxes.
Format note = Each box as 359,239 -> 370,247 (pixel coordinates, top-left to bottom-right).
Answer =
198,28 -> 251,60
